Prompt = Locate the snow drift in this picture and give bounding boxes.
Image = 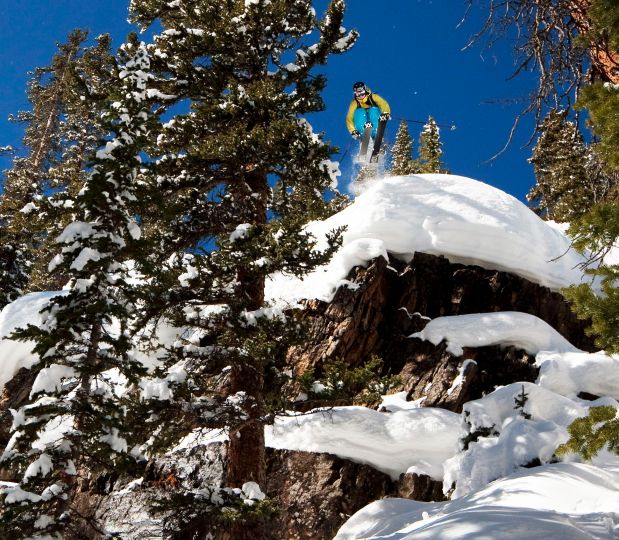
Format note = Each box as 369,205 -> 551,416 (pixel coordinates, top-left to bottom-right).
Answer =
267,174 -> 591,306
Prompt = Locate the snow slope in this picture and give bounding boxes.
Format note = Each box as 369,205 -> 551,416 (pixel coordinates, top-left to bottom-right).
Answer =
335,462 -> 619,539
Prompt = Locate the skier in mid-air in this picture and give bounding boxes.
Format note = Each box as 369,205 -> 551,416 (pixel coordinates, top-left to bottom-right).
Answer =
346,81 -> 391,161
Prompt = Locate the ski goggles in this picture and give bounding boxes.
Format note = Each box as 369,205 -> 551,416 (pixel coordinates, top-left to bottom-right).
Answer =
353,86 -> 367,97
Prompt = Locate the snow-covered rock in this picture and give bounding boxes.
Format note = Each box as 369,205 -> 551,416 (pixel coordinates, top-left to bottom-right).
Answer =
267,174 -> 591,306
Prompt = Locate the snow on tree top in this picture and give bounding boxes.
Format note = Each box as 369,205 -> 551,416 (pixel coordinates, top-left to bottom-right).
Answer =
267,174 -> 591,306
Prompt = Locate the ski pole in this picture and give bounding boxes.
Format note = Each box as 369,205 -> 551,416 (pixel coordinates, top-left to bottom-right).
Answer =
394,116 -> 457,131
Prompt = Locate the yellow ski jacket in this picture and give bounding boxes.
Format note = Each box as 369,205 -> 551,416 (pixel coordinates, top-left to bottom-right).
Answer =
346,91 -> 391,134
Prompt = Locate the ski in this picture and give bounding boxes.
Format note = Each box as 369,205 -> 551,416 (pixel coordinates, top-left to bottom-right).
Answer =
369,119 -> 387,163
358,124 -> 372,160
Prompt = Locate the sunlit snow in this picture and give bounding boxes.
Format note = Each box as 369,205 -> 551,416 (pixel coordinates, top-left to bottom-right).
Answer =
335,462 -> 619,539
266,174 -> 592,306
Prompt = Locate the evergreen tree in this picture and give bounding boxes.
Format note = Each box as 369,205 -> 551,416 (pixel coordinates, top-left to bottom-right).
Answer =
0,30 -> 86,307
0,31 -> 114,305
578,82 -> 619,170
563,4 -> 619,355
556,405 -> 619,460
418,116 -> 447,174
563,201 -> 619,353
0,38 -> 153,538
124,0 -> 356,535
28,34 -> 116,292
513,385 -> 532,420
389,120 -> 419,176
527,109 -> 593,222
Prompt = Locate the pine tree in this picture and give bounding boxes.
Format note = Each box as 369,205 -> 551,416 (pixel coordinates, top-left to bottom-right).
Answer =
0,38 -> 153,538
563,202 -> 619,353
125,1 -> 357,535
28,34 -> 116,292
527,109 -> 596,222
562,7 -> 619,354
0,30 -> 86,307
558,2 -> 619,460
513,385 -> 532,420
556,405 -> 619,460
389,120 -> 419,176
418,116 -> 447,174
0,31 -> 114,305
579,82 -> 619,170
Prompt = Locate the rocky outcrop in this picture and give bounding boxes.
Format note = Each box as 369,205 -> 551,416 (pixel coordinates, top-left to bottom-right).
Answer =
0,251 -> 594,538
76,442 -> 442,540
287,252 -> 594,411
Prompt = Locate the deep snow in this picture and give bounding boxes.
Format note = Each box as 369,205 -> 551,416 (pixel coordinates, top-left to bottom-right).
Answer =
266,174 -> 594,307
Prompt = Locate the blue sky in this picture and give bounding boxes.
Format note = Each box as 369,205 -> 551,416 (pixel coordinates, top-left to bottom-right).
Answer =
0,1 -> 539,202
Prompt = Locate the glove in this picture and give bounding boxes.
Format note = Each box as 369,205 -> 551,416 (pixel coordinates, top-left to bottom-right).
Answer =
379,112 -> 391,122
364,121 -> 373,129
351,130 -> 361,140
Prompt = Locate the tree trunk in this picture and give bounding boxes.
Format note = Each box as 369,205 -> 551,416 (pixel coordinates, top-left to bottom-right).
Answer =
225,170 -> 268,540
226,364 -> 266,488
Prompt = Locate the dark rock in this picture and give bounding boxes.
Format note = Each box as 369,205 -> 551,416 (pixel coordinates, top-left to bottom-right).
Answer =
287,252 -> 594,412
397,472 -> 445,502
265,449 -> 394,540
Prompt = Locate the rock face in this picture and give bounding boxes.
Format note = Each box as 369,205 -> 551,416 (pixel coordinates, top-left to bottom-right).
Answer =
265,448 -> 398,540
79,442 -> 442,540
287,252 -> 594,412
0,251 -> 594,538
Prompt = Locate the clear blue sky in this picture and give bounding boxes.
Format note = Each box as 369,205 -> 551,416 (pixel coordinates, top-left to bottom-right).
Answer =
0,1 -> 539,202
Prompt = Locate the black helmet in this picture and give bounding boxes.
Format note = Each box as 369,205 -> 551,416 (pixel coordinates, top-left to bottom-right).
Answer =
353,81 -> 368,97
